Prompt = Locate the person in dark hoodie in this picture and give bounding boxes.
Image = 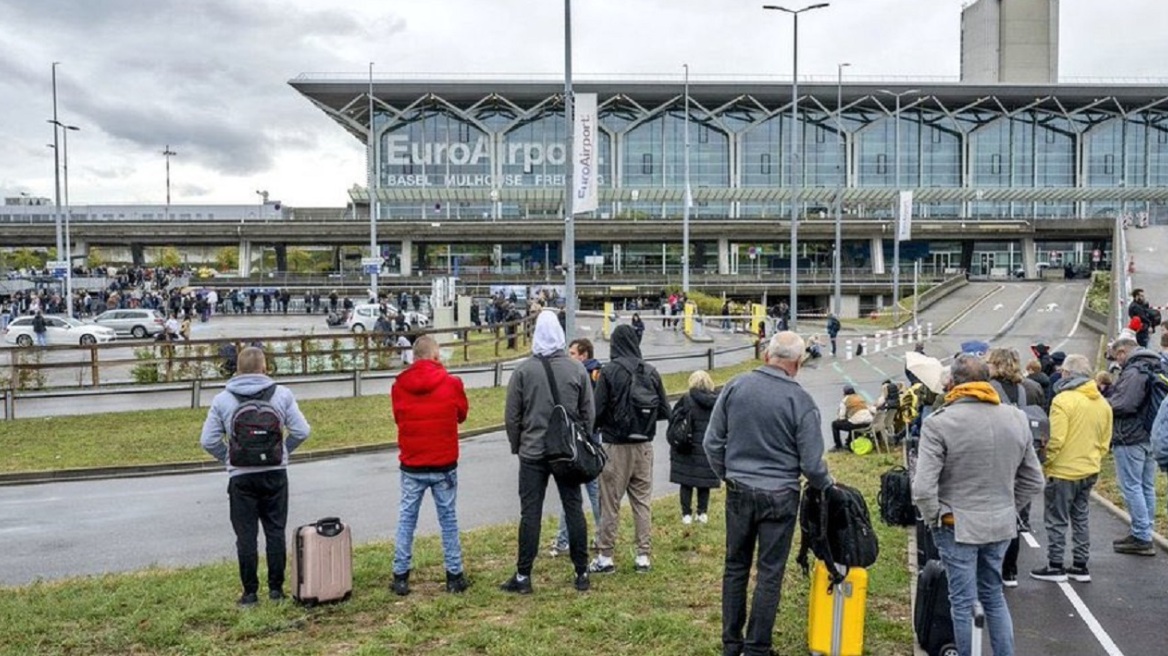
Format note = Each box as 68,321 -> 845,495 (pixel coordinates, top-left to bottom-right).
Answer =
1025,359 -> 1053,411
1031,343 -> 1055,376
389,335 -> 470,596
667,370 -> 721,524
1106,335 -> 1160,556
1048,351 -> 1068,387
589,324 -> 670,574
200,347 -> 311,607
502,310 -> 595,594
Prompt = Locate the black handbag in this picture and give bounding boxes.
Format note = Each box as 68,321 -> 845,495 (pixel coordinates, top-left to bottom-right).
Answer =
538,357 -> 607,485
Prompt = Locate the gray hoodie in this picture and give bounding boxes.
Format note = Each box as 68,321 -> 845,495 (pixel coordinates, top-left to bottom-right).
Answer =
200,373 -> 311,477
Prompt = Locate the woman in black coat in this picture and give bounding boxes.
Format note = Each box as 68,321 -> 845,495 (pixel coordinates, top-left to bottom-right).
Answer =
668,370 -> 721,524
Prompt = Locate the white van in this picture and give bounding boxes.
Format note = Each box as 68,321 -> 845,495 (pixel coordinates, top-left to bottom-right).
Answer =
345,304 -> 430,332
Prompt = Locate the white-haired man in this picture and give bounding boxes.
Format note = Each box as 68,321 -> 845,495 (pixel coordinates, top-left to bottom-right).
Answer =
704,331 -> 833,656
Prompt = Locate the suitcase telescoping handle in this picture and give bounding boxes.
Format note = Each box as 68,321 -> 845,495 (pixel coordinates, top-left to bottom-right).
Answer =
315,517 -> 344,537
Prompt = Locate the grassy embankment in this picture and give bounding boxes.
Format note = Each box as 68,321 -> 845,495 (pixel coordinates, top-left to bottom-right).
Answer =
0,450 -> 914,655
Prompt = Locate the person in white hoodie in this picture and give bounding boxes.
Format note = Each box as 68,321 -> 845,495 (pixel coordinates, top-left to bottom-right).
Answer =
200,347 -> 311,607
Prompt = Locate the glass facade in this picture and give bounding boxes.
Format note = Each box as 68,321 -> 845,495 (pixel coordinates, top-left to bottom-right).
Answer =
360,86 -> 1168,222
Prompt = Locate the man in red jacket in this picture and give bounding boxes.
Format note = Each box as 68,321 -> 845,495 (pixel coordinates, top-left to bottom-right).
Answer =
389,335 -> 469,596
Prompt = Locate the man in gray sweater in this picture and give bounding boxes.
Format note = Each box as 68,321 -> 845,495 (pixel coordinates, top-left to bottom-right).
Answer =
704,331 -> 833,656
913,355 -> 1044,656
200,347 -> 311,607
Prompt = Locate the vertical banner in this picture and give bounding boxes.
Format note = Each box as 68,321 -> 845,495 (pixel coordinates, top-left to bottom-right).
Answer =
897,190 -> 913,241
572,93 -> 599,215
603,301 -> 614,340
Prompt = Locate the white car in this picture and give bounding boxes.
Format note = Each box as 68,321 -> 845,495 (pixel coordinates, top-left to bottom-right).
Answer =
3,315 -> 118,347
346,303 -> 430,333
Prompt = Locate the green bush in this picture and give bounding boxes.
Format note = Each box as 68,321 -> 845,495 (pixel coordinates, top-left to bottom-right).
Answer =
1087,271 -> 1111,315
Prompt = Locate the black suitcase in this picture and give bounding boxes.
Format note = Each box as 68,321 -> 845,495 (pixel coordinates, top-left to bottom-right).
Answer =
914,559 -> 957,656
916,518 -> 940,568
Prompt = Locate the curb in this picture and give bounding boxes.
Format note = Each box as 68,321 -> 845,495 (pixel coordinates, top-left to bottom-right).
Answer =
1090,489 -> 1168,553
0,424 -> 507,487
932,284 -> 1004,336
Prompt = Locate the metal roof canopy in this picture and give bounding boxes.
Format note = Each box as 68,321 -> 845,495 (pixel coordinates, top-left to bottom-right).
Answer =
352,186 -> 1168,204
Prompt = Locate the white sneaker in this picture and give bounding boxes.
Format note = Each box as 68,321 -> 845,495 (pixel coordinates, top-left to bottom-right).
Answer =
697,513 -> 709,524
634,555 -> 651,573
682,514 -> 693,525
588,556 -> 615,574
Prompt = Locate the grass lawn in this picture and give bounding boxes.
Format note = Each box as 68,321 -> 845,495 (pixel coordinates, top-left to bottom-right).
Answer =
0,358 -> 762,475
1094,453 -> 1168,537
0,450 -> 913,656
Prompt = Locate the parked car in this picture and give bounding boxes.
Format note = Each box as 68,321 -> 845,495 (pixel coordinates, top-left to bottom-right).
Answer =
3,315 -> 117,346
345,303 -> 430,333
93,308 -> 167,338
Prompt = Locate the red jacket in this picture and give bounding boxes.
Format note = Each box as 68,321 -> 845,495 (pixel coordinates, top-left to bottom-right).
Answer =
391,359 -> 468,472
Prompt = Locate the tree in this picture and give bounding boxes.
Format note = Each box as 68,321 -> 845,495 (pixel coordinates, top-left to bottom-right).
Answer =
286,247 -> 313,273
215,246 -> 239,272
87,247 -> 106,269
11,248 -> 44,270
154,246 -> 182,269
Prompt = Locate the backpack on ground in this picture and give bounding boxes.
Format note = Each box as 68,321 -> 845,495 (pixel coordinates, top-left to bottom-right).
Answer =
611,359 -> 663,441
666,400 -> 693,454
877,466 -> 915,527
797,483 -> 880,587
538,357 -> 607,485
228,386 -> 285,467
1137,359 -> 1168,433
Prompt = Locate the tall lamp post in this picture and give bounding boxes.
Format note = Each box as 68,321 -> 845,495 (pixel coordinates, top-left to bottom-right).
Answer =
53,122 -> 80,316
162,146 -> 176,221
763,3 -> 829,334
367,62 -> 379,301
682,63 -> 692,294
878,88 -> 919,325
833,62 -> 850,318
49,62 -> 63,263
562,0 -> 577,338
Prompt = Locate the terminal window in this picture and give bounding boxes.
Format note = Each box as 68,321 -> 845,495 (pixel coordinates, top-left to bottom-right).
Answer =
760,154 -> 772,175
642,153 -> 653,175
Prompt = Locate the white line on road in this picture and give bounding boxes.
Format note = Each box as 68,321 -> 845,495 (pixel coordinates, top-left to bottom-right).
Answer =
1021,531 -> 1039,548
1058,581 -> 1127,656
996,287 -> 1044,337
1054,284 -> 1090,353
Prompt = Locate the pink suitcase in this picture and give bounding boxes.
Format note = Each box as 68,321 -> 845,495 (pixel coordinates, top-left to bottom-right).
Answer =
290,517 -> 353,605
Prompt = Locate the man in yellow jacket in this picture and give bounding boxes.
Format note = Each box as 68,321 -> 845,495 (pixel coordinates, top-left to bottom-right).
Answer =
1030,354 -> 1114,583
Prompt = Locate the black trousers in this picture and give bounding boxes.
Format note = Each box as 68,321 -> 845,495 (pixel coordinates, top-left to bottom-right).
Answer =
516,457 -> 588,576
228,470 -> 289,594
679,485 -> 711,515
721,482 -> 799,656
831,419 -> 865,449
1002,502 -> 1032,579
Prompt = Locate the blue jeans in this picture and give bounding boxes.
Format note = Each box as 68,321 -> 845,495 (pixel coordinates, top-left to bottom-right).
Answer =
394,469 -> 463,576
1113,443 -> 1157,541
933,527 -> 1013,656
554,478 -> 600,549
34,331 -> 47,347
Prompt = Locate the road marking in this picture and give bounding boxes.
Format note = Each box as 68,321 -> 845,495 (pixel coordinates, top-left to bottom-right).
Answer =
1058,581 -> 1127,656
940,285 -> 1004,334
1053,284 -> 1090,353
860,357 -> 889,378
1021,531 -> 1039,548
994,286 -> 1044,338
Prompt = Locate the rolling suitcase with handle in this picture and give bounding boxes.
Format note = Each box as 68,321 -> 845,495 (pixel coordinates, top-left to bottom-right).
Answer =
914,558 -> 957,656
808,561 -> 868,656
291,517 -> 353,606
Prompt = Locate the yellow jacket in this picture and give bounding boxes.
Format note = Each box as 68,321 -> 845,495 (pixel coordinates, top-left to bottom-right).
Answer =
1046,379 -> 1113,480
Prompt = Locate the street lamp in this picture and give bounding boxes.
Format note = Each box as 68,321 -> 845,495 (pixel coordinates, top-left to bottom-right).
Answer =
51,122 -> 80,317
878,88 -> 920,325
49,62 -> 63,263
562,0 -> 578,338
682,62 -> 692,294
366,61 -> 379,301
833,62 -> 850,319
763,2 -> 830,333
162,146 -> 177,221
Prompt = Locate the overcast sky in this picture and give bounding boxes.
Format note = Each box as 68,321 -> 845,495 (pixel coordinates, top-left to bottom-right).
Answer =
2,0 -> 1166,209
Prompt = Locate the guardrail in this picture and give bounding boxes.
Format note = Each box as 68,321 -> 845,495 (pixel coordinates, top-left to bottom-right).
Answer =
0,341 -> 759,421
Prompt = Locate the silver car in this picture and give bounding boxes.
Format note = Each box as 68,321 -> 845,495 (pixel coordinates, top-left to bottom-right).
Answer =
93,309 -> 167,339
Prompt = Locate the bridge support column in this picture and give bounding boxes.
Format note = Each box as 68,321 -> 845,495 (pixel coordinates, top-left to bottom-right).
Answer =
1022,237 -> 1037,279
400,239 -> 412,276
238,240 -> 252,277
841,295 -> 861,320
71,240 -> 89,265
131,243 -> 145,268
870,238 -> 886,275
718,237 -> 730,275
274,244 -> 287,273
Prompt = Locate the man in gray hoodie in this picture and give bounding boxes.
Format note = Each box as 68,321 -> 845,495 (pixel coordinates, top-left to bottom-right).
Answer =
200,347 -> 311,607
704,331 -> 833,656
502,310 -> 595,594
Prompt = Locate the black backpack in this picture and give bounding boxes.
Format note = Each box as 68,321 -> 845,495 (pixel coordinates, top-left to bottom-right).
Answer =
797,483 -> 880,587
665,399 -> 693,454
538,358 -> 607,485
877,466 -> 915,527
611,359 -> 663,441
228,387 -> 285,467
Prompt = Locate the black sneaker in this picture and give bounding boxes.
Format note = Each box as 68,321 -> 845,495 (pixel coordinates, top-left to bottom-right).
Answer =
499,573 -> 533,595
1028,565 -> 1067,582
1115,538 -> 1156,556
237,592 -> 259,608
1066,565 -> 1091,582
268,589 -> 286,601
1113,534 -> 1138,547
445,570 -> 470,594
1002,572 -> 1018,588
574,571 -> 591,592
391,572 -> 410,596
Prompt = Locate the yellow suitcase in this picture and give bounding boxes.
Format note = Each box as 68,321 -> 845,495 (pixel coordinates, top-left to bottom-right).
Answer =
808,561 -> 868,656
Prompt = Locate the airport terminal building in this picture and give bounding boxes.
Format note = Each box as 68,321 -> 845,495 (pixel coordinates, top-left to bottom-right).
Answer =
291,75 -> 1168,280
